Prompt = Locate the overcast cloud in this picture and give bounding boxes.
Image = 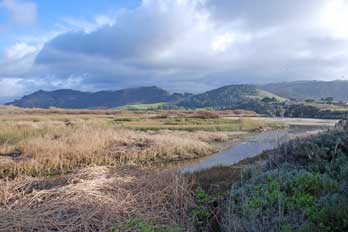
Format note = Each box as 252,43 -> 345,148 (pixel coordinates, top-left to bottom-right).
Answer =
1,0 -> 348,102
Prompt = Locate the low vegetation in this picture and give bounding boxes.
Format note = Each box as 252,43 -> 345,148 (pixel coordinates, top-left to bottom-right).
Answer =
282,101 -> 348,119
1,108 -> 278,231
5,107 -> 345,231
0,166 -> 194,231
189,122 -> 348,231
0,109 -> 283,179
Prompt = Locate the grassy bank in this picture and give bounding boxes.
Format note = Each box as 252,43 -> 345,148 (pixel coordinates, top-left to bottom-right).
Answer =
191,126 -> 348,231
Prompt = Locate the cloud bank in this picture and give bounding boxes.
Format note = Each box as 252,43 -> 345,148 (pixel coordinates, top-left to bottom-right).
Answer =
1,0 -> 348,101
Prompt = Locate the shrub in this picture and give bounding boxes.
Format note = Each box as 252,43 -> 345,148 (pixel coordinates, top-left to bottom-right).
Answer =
307,198 -> 348,232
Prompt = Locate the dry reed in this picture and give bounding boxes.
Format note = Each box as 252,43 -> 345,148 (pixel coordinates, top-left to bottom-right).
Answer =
0,126 -> 218,178
0,166 -> 194,231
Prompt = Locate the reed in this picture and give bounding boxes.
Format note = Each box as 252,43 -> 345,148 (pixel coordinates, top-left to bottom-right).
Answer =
0,166 -> 194,231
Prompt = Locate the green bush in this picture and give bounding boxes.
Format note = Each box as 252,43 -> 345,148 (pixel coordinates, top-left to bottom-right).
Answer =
288,173 -> 322,197
220,130 -> 348,231
307,198 -> 348,232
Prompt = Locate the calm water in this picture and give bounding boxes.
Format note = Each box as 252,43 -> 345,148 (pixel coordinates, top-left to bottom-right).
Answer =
179,124 -> 333,173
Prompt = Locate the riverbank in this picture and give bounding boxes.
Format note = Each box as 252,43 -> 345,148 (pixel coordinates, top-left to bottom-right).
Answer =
191,124 -> 348,231
173,118 -> 336,172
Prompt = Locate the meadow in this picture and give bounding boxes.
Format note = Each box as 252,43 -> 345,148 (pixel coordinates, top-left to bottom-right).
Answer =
0,107 -> 284,231
0,108 -> 284,178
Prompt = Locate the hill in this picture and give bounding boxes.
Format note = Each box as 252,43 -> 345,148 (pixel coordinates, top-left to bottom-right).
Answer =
261,80 -> 348,101
6,86 -> 184,109
177,84 -> 287,114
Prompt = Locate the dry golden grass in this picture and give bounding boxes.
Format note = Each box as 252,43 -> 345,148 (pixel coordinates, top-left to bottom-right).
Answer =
0,109 -> 281,178
1,105 -> 253,115
0,166 -> 194,231
0,126 -> 220,178
0,108 -> 283,231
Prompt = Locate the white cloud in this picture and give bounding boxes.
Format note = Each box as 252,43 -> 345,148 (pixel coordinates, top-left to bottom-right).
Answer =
317,0 -> 348,39
0,78 -> 25,97
58,14 -> 117,33
2,0 -> 348,100
211,33 -> 235,53
5,42 -> 38,60
30,0 -> 348,91
0,0 -> 37,25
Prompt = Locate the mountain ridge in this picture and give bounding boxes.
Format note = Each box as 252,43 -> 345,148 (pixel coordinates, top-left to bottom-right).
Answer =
6,86 -> 185,109
7,80 -> 348,112
260,80 -> 348,101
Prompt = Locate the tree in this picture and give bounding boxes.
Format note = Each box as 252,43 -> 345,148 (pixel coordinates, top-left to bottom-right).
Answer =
325,97 -> 334,103
262,97 -> 277,103
305,99 -> 315,103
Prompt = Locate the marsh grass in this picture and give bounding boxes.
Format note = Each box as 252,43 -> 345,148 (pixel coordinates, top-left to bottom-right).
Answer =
0,110 -> 283,178
0,127 -> 219,178
0,108 -> 288,231
0,166 -> 194,231
117,117 -> 283,132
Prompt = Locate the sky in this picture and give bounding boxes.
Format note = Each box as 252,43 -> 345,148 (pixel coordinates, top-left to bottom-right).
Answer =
1,0 -> 348,102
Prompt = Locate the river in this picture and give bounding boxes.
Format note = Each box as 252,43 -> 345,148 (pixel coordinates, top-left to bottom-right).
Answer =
178,118 -> 338,172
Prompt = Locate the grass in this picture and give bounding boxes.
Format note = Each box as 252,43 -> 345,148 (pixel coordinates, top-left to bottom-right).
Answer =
0,126 -> 221,178
0,107 -> 286,231
254,89 -> 288,102
116,102 -> 167,110
116,117 -> 283,132
0,166 -> 194,231
0,109 -> 282,179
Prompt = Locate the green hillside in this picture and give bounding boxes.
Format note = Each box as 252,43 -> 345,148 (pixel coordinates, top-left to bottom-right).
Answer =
177,85 -> 287,114
6,86 -> 184,109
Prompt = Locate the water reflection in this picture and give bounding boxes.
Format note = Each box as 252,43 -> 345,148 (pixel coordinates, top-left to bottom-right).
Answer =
177,124 -> 332,172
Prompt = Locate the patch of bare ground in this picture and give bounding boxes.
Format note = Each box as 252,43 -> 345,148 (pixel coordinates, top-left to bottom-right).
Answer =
0,166 -> 194,231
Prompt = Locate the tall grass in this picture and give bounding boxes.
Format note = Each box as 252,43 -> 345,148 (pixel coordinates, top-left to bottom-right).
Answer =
0,166 -> 194,231
0,111 -> 282,178
0,125 -> 221,178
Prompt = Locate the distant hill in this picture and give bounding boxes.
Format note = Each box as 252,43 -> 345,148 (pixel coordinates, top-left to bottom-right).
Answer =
177,85 -> 287,114
9,80 -> 348,114
260,80 -> 348,101
7,86 -> 185,109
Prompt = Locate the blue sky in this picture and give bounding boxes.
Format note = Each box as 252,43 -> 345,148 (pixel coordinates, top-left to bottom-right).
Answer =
1,0 -> 348,102
0,0 -> 140,49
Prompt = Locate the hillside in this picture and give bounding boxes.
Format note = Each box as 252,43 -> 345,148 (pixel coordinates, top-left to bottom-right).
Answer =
261,80 -> 348,101
177,84 -> 287,114
6,86 -> 184,109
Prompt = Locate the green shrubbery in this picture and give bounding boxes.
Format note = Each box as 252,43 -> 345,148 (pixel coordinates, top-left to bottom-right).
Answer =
222,130 -> 348,231
192,188 -> 215,231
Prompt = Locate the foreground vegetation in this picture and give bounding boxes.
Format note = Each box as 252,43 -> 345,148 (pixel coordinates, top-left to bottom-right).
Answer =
0,107 -> 286,231
0,166 -> 193,231
191,122 -> 348,231
3,107 -> 345,231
